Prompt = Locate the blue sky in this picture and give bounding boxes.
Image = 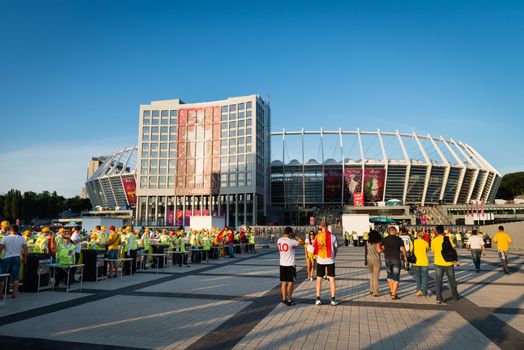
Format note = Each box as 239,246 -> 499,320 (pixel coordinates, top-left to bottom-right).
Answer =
0,0 -> 523,196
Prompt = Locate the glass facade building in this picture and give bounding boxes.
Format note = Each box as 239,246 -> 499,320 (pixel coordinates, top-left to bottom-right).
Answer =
135,95 -> 270,227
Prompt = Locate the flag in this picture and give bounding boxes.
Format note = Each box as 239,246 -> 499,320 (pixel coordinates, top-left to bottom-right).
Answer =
313,230 -> 332,259
214,227 -> 227,245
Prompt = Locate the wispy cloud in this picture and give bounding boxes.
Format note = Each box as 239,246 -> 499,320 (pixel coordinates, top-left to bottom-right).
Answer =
0,136 -> 135,197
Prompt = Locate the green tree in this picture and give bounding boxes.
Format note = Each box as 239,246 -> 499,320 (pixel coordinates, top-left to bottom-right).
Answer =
496,172 -> 524,200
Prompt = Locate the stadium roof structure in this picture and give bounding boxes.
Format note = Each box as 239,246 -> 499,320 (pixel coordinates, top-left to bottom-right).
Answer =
86,146 -> 138,209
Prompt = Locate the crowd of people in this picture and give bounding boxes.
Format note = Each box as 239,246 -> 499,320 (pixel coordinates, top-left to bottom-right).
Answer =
364,225 -> 513,304
277,222 -> 513,307
0,221 -> 257,298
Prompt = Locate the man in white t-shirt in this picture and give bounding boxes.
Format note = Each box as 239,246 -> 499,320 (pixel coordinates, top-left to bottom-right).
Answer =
466,229 -> 486,273
314,220 -> 339,306
70,227 -> 83,263
0,224 -> 28,298
400,227 -> 412,271
278,226 -> 304,306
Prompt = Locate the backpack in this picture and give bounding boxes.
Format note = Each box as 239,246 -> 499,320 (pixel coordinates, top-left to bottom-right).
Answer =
441,236 -> 458,262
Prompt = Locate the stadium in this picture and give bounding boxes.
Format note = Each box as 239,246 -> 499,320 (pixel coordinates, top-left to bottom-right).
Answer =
270,129 -> 501,207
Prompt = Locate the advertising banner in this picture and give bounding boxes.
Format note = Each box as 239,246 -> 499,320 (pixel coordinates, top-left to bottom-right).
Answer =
344,168 -> 362,202
324,169 -> 342,202
309,216 -> 315,226
121,177 -> 137,206
363,168 -> 385,202
353,192 -> 364,207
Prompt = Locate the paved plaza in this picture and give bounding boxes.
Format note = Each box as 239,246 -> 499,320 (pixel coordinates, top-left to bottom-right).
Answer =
0,245 -> 523,350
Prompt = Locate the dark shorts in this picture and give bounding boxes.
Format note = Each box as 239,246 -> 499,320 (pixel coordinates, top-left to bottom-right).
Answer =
0,256 -> 21,282
385,260 -> 401,282
280,265 -> 294,282
316,263 -> 335,278
107,249 -> 119,260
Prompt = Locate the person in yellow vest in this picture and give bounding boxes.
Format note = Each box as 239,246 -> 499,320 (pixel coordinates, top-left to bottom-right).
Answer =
123,226 -> 137,274
174,230 -> 189,267
55,228 -> 67,248
54,233 -> 76,287
0,221 -> 9,245
494,225 -> 512,274
248,230 -> 256,253
201,232 -> 211,261
23,230 -> 35,252
33,227 -> 49,253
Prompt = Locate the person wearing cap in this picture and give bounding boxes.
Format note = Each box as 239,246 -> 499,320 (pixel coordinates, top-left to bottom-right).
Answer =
123,226 -> 137,274
0,224 -> 28,298
54,233 -> 76,287
33,227 -> 49,253
106,226 -> 121,278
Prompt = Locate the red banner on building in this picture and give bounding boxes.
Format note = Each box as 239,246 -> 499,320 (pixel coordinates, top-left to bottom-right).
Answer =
353,192 -> 364,207
121,177 -> 137,206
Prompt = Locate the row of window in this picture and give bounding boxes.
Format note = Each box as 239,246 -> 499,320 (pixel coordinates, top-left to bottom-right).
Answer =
220,110 -> 252,121
221,101 -> 252,113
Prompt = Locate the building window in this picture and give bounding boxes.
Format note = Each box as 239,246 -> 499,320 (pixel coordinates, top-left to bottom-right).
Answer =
238,103 -> 245,110
142,126 -> 150,134
230,112 -> 236,120
152,110 -> 159,118
229,104 -> 236,112
170,110 -> 177,117
221,114 -> 228,122
239,111 -> 245,118
221,106 -> 228,113
161,117 -> 169,125
246,101 -> 252,109
161,110 -> 168,117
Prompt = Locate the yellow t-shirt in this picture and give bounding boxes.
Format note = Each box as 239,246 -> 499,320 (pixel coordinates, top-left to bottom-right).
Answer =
494,232 -> 512,252
413,238 -> 429,267
431,235 -> 455,267
107,232 -> 121,250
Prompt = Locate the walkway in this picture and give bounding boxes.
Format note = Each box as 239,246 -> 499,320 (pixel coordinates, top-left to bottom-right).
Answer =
0,245 -> 523,349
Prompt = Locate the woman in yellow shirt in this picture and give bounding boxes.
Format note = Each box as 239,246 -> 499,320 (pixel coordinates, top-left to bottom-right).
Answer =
412,231 -> 430,297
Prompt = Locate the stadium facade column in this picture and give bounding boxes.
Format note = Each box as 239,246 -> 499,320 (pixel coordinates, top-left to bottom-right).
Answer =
377,129 -> 388,202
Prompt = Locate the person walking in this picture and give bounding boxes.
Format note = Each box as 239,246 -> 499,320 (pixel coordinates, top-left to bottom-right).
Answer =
466,229 -> 486,273
278,226 -> 304,306
365,230 -> 383,297
412,231 -> 430,297
432,225 -> 460,304
304,230 -> 316,281
493,226 -> 512,274
314,220 -> 339,306
0,225 -> 28,298
382,226 -> 407,300
399,227 -> 412,272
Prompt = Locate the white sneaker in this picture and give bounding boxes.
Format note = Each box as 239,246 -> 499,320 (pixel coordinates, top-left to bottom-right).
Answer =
315,299 -> 321,305
330,300 -> 339,306
305,277 -> 310,281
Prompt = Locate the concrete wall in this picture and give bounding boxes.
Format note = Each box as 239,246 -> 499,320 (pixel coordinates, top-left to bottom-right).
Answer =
481,221 -> 524,251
